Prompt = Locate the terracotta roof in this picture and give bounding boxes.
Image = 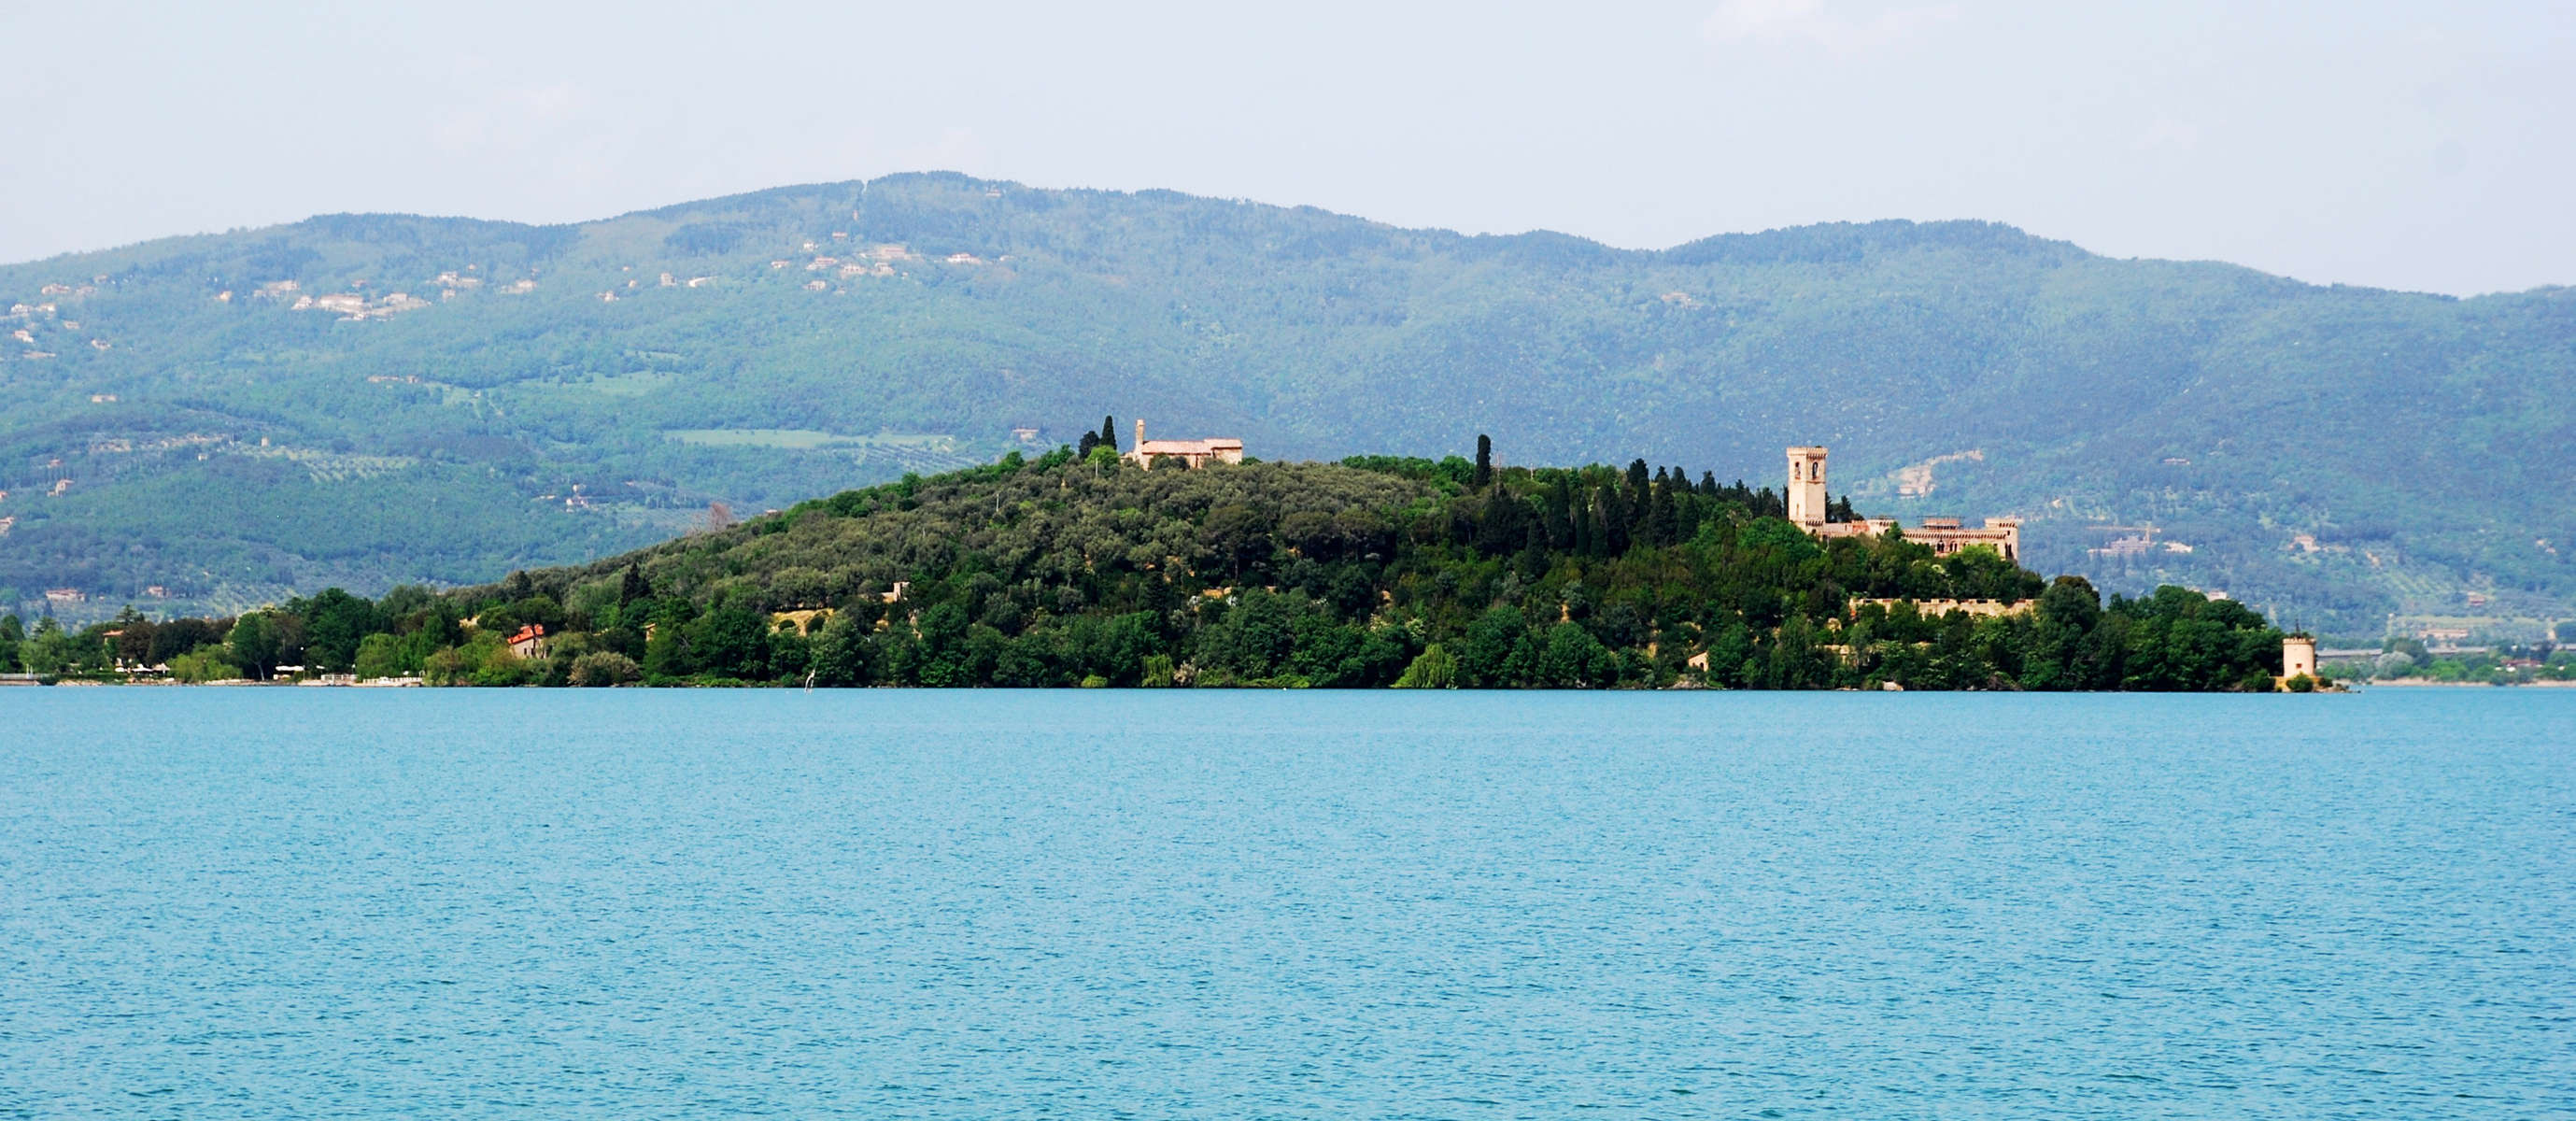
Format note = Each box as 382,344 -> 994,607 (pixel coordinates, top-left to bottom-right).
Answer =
1135,438 -> 1242,455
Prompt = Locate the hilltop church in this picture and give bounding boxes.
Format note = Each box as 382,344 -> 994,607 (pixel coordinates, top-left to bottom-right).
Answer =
1124,419 -> 1244,471
1788,446 -> 2021,560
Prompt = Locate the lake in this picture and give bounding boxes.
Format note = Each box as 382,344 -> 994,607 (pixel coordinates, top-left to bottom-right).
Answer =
3,689 -> 2569,1118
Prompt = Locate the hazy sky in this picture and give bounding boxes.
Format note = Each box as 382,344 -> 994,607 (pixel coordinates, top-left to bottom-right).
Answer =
3,1 -> 2568,294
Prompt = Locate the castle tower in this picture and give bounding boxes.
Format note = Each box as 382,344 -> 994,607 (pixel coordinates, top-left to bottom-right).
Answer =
1134,418 -> 1146,454
2282,635 -> 2317,680
1787,446 -> 1829,528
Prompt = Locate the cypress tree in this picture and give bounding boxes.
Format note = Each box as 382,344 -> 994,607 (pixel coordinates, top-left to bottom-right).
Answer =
619,562 -> 649,606
1598,483 -> 1630,555
1474,492 -> 1522,556
1099,415 -> 1117,450
1649,474 -> 1679,546
1544,477 -> 1574,548
1473,433 -> 1493,489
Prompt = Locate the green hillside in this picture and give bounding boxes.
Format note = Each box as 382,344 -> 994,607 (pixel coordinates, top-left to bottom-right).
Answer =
7,452 -> 2291,692
3,173 -> 2569,638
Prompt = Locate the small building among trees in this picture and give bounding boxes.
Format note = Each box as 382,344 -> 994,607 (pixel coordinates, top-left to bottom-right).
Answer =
1124,419 -> 1243,471
506,624 -> 549,660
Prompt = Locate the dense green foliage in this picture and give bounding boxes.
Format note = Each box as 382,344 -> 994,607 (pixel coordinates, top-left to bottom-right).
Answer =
3,451 -> 2293,691
5,174 -> 2569,635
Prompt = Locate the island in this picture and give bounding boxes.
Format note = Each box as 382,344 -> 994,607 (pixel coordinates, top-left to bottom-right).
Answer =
2,435 -> 2313,691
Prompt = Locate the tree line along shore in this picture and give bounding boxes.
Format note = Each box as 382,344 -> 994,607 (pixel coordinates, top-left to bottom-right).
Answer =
3,441 -> 2297,691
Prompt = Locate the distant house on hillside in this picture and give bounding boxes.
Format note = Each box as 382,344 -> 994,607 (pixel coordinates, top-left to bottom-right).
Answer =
1124,419 -> 1243,472
506,624 -> 548,660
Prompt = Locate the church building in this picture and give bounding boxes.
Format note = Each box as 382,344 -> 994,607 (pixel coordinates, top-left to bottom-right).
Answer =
1788,446 -> 2021,561
1124,419 -> 1244,471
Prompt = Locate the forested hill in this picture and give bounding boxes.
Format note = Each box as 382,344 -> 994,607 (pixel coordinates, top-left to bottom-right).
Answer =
2,173 -> 2569,638
6,452 -> 2292,691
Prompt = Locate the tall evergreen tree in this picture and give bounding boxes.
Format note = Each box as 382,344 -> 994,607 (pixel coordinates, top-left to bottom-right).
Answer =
1474,491 -> 1523,555
1473,434 -> 1493,489
1649,473 -> 1679,546
1099,415 -> 1118,450
1596,483 -> 1629,555
1544,477 -> 1575,549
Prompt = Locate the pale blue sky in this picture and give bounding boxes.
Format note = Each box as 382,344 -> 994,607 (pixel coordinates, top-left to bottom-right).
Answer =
2,0 -> 2567,294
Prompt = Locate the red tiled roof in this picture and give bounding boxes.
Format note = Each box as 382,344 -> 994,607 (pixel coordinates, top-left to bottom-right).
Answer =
1135,438 -> 1242,455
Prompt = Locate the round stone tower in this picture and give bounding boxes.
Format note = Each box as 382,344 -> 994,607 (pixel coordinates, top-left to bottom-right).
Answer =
2282,634 -> 2317,681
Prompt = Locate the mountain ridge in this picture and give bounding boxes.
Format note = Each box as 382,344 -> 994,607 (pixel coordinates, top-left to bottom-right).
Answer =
2,173 -> 2568,639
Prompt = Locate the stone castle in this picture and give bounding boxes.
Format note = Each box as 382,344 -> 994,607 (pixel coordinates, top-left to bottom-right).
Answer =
1788,446 -> 2021,561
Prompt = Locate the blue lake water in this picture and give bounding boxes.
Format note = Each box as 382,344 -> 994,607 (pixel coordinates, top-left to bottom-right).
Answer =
3,689 -> 2571,1118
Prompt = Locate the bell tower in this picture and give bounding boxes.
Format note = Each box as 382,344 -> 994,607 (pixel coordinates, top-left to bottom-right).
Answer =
1787,446 -> 1829,528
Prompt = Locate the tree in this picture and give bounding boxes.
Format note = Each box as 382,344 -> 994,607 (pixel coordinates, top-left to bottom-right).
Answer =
1393,644 -> 1458,688
1543,478 -> 1574,548
2023,575 -> 2103,689
298,588 -> 380,673
570,651 -> 642,687
1473,433 -> 1493,489
111,608 -> 155,667
1099,415 -> 1118,450
808,616 -> 877,686
1647,470 -> 1677,546
352,632 -> 406,680
1196,589 -> 1299,680
643,620 -> 692,680
1593,483 -> 1629,555
619,563 -> 650,606
226,612 -> 283,680
1457,605 -> 1532,686
167,646 -> 242,683
1536,622 -> 1614,688
18,617 -> 77,676
689,602 -> 773,680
